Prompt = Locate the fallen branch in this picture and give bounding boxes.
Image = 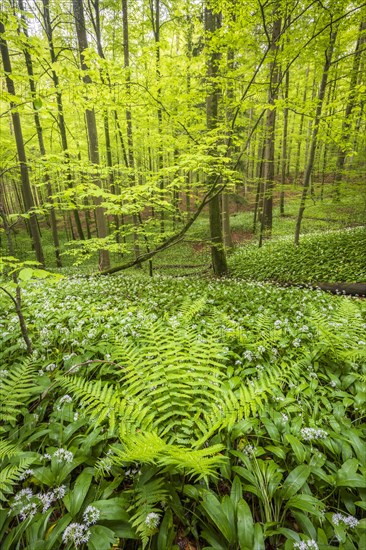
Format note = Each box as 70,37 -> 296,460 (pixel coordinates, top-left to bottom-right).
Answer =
276,281 -> 366,296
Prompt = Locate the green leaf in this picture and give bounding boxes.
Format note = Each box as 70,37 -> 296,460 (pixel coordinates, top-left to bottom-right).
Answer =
230,475 -> 242,507
237,499 -> 254,550
64,467 -> 94,516
157,509 -> 175,549
286,434 -> 306,463
34,97 -> 43,110
253,523 -> 264,550
87,525 -> 117,550
18,268 -> 34,281
201,492 -> 234,544
280,465 -> 311,500
286,494 -> 325,516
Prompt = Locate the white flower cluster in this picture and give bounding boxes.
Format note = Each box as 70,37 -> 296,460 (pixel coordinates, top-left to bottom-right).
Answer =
62,523 -> 91,546
19,469 -> 34,481
53,448 -> 74,463
294,540 -> 319,549
243,444 -> 256,457
300,427 -> 328,441
144,512 -> 160,529
83,505 -> 100,526
332,513 -> 359,528
13,485 -> 67,519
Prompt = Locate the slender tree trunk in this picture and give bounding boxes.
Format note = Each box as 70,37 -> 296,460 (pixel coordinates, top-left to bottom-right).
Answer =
72,0 -> 110,270
0,22 -> 45,266
280,69 -> 290,216
294,67 -> 310,182
260,8 -> 281,244
334,20 -> 366,200
150,0 -> 165,233
18,0 -> 61,267
42,0 -> 85,241
122,0 -> 148,266
205,5 -> 227,276
295,30 -> 337,245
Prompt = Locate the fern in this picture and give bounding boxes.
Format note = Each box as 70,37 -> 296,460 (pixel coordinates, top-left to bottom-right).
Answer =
0,359 -> 37,424
59,301 -> 292,477
0,459 -> 34,503
113,431 -> 226,479
128,476 -> 168,549
58,376 -> 118,431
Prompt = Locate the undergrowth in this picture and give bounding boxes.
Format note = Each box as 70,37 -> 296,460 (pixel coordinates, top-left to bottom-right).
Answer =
229,227 -> 366,284
0,274 -> 365,549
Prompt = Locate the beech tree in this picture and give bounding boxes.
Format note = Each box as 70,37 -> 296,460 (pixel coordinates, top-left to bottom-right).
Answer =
0,0 -> 365,272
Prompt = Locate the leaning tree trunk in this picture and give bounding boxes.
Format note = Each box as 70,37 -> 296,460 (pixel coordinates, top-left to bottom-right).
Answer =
18,0 -> 61,267
295,30 -> 337,245
72,0 -> 110,271
205,5 -> 228,276
0,22 -> 45,266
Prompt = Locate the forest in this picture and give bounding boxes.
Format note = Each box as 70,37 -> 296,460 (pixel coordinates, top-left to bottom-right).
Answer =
0,0 -> 366,548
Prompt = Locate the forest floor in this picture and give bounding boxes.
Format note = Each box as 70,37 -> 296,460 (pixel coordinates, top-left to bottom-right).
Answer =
0,188 -> 365,549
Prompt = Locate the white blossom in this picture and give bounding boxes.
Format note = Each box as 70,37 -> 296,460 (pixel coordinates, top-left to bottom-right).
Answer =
62,523 -> 91,546
300,427 -> 328,441
145,512 -> 160,529
83,505 -> 100,526
332,513 -> 359,528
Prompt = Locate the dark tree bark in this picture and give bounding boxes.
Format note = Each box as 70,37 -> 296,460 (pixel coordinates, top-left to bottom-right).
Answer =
205,5 -> 228,276
0,22 -> 45,267
72,0 -> 110,270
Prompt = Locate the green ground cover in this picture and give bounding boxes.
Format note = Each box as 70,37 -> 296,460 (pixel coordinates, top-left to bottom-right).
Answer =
229,227 -> 366,284
1,274 -> 365,549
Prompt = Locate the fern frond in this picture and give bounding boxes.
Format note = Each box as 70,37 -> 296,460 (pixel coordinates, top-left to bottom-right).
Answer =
113,431 -> 226,480
128,476 -> 167,548
0,458 -> 34,503
0,439 -> 21,460
0,359 -> 37,423
58,376 -> 119,431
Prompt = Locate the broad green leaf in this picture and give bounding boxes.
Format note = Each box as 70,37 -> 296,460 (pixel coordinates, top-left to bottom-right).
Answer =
88,525 -> 117,550
64,467 -> 94,516
253,523 -> 264,550
286,434 -> 306,463
157,509 -> 175,549
230,475 -> 242,507
18,268 -> 33,281
201,492 -> 234,544
280,465 -> 311,500
237,499 -> 254,549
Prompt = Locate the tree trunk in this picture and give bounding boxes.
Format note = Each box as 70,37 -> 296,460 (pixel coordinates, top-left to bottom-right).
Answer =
280,69 -> 290,215
0,22 -> 45,266
334,20 -> 366,200
260,9 -> 281,244
295,30 -> 337,245
205,5 -> 228,276
72,0 -> 110,270
18,0 -> 61,267
42,0 -> 85,241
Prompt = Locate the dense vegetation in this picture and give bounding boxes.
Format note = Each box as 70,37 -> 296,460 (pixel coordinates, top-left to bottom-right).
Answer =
1,0 -> 366,548
1,273 -> 366,549
229,227 -> 366,284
